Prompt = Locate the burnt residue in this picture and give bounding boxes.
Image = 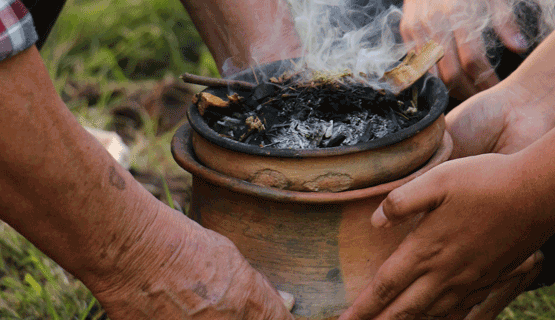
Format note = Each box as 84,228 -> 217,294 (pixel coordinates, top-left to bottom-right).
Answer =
199,74 -> 429,150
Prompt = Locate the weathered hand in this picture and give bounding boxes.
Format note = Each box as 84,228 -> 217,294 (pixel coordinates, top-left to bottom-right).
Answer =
85,201 -> 294,320
340,153 -> 552,319
401,0 -> 529,100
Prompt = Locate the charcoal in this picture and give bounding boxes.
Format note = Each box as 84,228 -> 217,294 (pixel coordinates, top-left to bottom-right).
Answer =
252,83 -> 278,102
324,133 -> 347,147
196,75 -> 428,149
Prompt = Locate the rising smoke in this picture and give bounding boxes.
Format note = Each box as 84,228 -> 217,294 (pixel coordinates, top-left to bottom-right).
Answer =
285,0 -> 555,87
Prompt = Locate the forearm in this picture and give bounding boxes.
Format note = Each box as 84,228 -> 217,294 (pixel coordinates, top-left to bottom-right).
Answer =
181,0 -> 302,76
512,127 -> 555,228
0,46 -> 177,288
505,31 -> 555,98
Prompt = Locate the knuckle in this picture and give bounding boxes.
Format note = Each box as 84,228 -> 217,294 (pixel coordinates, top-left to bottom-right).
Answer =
373,278 -> 398,304
384,189 -> 407,219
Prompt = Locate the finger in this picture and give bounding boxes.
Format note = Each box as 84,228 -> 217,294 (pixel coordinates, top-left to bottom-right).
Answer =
423,287 -> 490,317
437,36 -> 479,100
252,272 -> 295,320
371,168 -> 447,228
453,28 -> 499,92
499,250 -> 543,281
278,291 -> 295,312
338,243 -> 427,320
492,0 -> 529,53
399,1 -> 417,45
375,275 -> 445,320
400,1 -> 436,51
464,271 -> 539,320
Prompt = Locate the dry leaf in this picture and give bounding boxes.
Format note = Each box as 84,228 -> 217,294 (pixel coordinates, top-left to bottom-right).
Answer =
193,92 -> 229,116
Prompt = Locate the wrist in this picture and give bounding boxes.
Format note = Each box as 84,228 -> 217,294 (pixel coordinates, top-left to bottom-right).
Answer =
78,193 -> 193,294
182,0 -> 302,76
511,136 -> 555,226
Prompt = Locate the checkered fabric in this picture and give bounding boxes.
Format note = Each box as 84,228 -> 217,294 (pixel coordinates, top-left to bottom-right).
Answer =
0,0 -> 37,61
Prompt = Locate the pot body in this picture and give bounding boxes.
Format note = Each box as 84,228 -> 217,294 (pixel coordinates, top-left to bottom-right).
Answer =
172,124 -> 453,319
191,179 -> 418,319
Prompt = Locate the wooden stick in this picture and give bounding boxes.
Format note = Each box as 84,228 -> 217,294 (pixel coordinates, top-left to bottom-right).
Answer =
382,40 -> 445,95
180,73 -> 256,90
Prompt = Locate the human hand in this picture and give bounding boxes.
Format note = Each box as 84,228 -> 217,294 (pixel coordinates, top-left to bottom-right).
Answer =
340,153 -> 551,319
400,0 -> 529,100
446,78 -> 555,159
84,202 -> 294,320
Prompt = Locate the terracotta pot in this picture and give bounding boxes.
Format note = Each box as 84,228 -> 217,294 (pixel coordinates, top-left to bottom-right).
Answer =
186,60 -> 449,192
172,123 -> 453,319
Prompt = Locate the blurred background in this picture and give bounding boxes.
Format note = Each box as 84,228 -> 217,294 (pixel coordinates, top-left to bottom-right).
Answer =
0,0 -> 554,318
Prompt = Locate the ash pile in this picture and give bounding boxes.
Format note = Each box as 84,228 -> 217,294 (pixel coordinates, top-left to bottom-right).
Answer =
196,72 -> 428,149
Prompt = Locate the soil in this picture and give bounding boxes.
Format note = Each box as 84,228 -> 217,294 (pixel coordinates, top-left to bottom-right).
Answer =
199,73 -> 429,149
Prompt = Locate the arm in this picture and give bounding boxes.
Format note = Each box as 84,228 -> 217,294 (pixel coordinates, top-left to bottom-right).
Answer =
341,136 -> 554,319
0,45 -> 293,320
180,0 -> 302,76
447,30 -> 555,158
339,30 -> 555,320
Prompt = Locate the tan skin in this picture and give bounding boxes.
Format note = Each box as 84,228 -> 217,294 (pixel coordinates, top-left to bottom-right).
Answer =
0,1 -> 301,319
3,1 -> 543,318
340,31 -> 555,320
180,0 -> 302,77
401,0 -> 529,100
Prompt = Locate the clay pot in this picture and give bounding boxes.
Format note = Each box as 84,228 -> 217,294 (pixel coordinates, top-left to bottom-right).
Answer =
172,123 -> 453,319
186,60 -> 449,192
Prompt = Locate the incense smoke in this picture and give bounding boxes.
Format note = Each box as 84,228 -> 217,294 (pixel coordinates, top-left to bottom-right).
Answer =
289,0 -> 405,87
283,0 -> 555,88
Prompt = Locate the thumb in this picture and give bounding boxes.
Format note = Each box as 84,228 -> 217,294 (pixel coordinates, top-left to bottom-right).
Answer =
278,291 -> 295,312
371,168 -> 447,228
492,1 -> 529,53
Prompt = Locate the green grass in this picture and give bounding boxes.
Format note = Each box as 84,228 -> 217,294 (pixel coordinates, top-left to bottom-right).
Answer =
1,0 -> 555,318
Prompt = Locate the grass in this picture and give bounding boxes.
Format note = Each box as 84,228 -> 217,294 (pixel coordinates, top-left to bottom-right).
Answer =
1,0 -> 555,318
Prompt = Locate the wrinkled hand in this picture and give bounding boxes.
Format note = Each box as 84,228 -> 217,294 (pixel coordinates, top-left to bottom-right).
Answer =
401,0 -> 529,100
340,153 -> 550,320
87,202 -> 294,320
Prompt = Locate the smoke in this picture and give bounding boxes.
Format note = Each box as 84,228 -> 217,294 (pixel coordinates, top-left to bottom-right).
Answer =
282,0 -> 555,88
288,0 -> 406,87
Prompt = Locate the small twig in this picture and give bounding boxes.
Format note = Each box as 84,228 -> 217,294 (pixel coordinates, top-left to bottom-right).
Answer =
251,66 -> 260,85
180,73 -> 256,90
382,40 -> 444,95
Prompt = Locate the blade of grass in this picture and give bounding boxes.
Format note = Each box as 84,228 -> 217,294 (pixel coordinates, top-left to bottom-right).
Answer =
161,175 -> 175,210
78,297 -> 97,320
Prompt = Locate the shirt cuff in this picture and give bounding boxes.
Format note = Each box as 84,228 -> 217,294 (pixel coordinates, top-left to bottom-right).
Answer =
0,0 -> 39,62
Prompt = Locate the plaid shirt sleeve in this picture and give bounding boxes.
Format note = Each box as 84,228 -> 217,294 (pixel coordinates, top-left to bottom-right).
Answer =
0,0 -> 38,62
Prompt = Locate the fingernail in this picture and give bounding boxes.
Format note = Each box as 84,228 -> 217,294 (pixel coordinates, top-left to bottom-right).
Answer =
513,33 -> 528,50
535,250 -> 545,263
278,290 -> 295,311
371,205 -> 389,228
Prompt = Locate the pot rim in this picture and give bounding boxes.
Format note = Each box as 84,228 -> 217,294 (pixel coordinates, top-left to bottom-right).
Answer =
186,59 -> 449,158
171,123 -> 453,204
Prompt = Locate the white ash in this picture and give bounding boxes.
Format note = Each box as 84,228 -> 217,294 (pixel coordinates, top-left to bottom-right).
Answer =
217,116 -> 243,126
266,111 -> 394,149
